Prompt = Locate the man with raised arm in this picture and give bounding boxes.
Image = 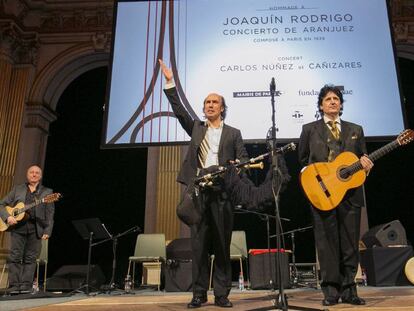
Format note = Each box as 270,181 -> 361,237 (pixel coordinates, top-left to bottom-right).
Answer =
160,59 -> 248,308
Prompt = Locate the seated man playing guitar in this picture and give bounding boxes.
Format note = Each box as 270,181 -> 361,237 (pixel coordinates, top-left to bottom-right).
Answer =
298,85 -> 373,306
0,165 -> 56,293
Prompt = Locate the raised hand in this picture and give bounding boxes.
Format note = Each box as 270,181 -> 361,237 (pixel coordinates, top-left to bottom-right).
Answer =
158,59 -> 173,83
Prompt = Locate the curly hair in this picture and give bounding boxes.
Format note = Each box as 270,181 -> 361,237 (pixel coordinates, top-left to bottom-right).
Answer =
317,84 -> 344,117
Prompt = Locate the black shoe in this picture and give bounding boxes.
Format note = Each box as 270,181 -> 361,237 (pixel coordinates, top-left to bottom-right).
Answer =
214,296 -> 233,308
19,284 -> 32,294
187,296 -> 207,308
322,297 -> 338,306
5,286 -> 20,294
341,295 -> 366,305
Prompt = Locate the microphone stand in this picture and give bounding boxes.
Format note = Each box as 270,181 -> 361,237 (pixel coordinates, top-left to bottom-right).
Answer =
235,207 -> 290,289
252,80 -> 320,311
96,225 -> 141,294
268,77 -> 289,310
269,225 -> 314,289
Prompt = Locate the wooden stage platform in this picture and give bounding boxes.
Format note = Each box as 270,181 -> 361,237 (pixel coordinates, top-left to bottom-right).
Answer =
2,286 -> 414,311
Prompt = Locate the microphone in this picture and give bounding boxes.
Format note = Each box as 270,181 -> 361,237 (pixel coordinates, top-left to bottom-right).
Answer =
133,226 -> 141,233
270,77 -> 276,93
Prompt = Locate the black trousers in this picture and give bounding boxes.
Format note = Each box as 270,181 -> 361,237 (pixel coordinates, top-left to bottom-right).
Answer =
191,188 -> 233,298
311,199 -> 361,299
7,230 -> 42,288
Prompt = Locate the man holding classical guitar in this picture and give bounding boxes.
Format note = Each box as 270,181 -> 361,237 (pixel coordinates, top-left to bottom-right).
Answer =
0,165 -> 56,293
298,85 -> 373,306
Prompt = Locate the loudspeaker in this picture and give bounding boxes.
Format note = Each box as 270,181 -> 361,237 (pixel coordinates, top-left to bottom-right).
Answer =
163,260 -> 192,292
47,265 -> 105,291
362,220 -> 407,248
360,246 -> 413,286
166,238 -> 192,260
249,252 -> 291,289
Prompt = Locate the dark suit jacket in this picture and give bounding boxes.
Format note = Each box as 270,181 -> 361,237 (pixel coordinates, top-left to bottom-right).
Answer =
298,118 -> 368,206
0,184 -> 55,238
164,87 -> 248,186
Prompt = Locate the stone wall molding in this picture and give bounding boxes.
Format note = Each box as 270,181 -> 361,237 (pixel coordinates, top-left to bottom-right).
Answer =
28,43 -> 109,111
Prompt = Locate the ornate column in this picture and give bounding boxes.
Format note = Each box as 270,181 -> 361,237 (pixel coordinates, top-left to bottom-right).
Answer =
0,21 -> 39,189
0,59 -> 13,197
14,102 -> 57,184
0,22 -> 40,285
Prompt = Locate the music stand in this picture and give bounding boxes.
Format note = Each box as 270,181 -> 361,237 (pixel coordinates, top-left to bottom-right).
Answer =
72,218 -> 111,295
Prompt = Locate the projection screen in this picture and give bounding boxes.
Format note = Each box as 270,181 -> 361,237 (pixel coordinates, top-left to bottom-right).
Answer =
102,0 -> 405,147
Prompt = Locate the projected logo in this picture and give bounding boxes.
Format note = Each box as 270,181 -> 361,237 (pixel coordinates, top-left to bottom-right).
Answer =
233,90 -> 282,98
292,111 -> 303,119
298,86 -> 353,97
291,110 -> 304,123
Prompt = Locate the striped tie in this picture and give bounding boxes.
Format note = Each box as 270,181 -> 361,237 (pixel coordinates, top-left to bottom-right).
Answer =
328,121 -> 340,140
198,135 -> 210,168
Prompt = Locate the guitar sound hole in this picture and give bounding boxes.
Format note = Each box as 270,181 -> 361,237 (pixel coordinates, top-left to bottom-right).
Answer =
339,168 -> 350,179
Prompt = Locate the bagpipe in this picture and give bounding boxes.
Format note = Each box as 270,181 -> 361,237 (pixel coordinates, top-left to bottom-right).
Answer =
176,142 -> 296,226
195,142 -> 296,188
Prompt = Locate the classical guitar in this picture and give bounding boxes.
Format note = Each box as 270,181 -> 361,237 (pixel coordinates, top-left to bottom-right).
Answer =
0,193 -> 62,232
300,129 -> 414,211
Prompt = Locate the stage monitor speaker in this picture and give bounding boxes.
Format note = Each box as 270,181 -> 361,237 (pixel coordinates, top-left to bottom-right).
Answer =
47,265 -> 105,291
360,246 -> 413,286
163,260 -> 192,292
249,252 -> 290,289
362,220 -> 407,248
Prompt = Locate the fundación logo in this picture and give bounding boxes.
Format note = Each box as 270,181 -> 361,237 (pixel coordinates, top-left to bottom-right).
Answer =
298,85 -> 353,97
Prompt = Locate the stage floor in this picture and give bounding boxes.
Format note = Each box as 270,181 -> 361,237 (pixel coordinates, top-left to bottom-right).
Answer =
1,286 -> 414,311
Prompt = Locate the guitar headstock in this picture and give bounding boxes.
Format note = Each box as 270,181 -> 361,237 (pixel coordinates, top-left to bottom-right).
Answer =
43,193 -> 62,204
397,129 -> 414,146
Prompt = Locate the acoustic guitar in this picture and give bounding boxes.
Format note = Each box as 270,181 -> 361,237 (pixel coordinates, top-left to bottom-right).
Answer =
300,129 -> 414,211
0,193 -> 62,231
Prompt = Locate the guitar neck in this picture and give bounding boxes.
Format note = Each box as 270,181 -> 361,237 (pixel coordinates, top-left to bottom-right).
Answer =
345,139 -> 400,176
21,198 -> 43,213
368,139 -> 400,162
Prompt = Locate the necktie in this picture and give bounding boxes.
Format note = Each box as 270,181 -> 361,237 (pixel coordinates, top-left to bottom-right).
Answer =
328,121 -> 340,140
198,135 -> 210,168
